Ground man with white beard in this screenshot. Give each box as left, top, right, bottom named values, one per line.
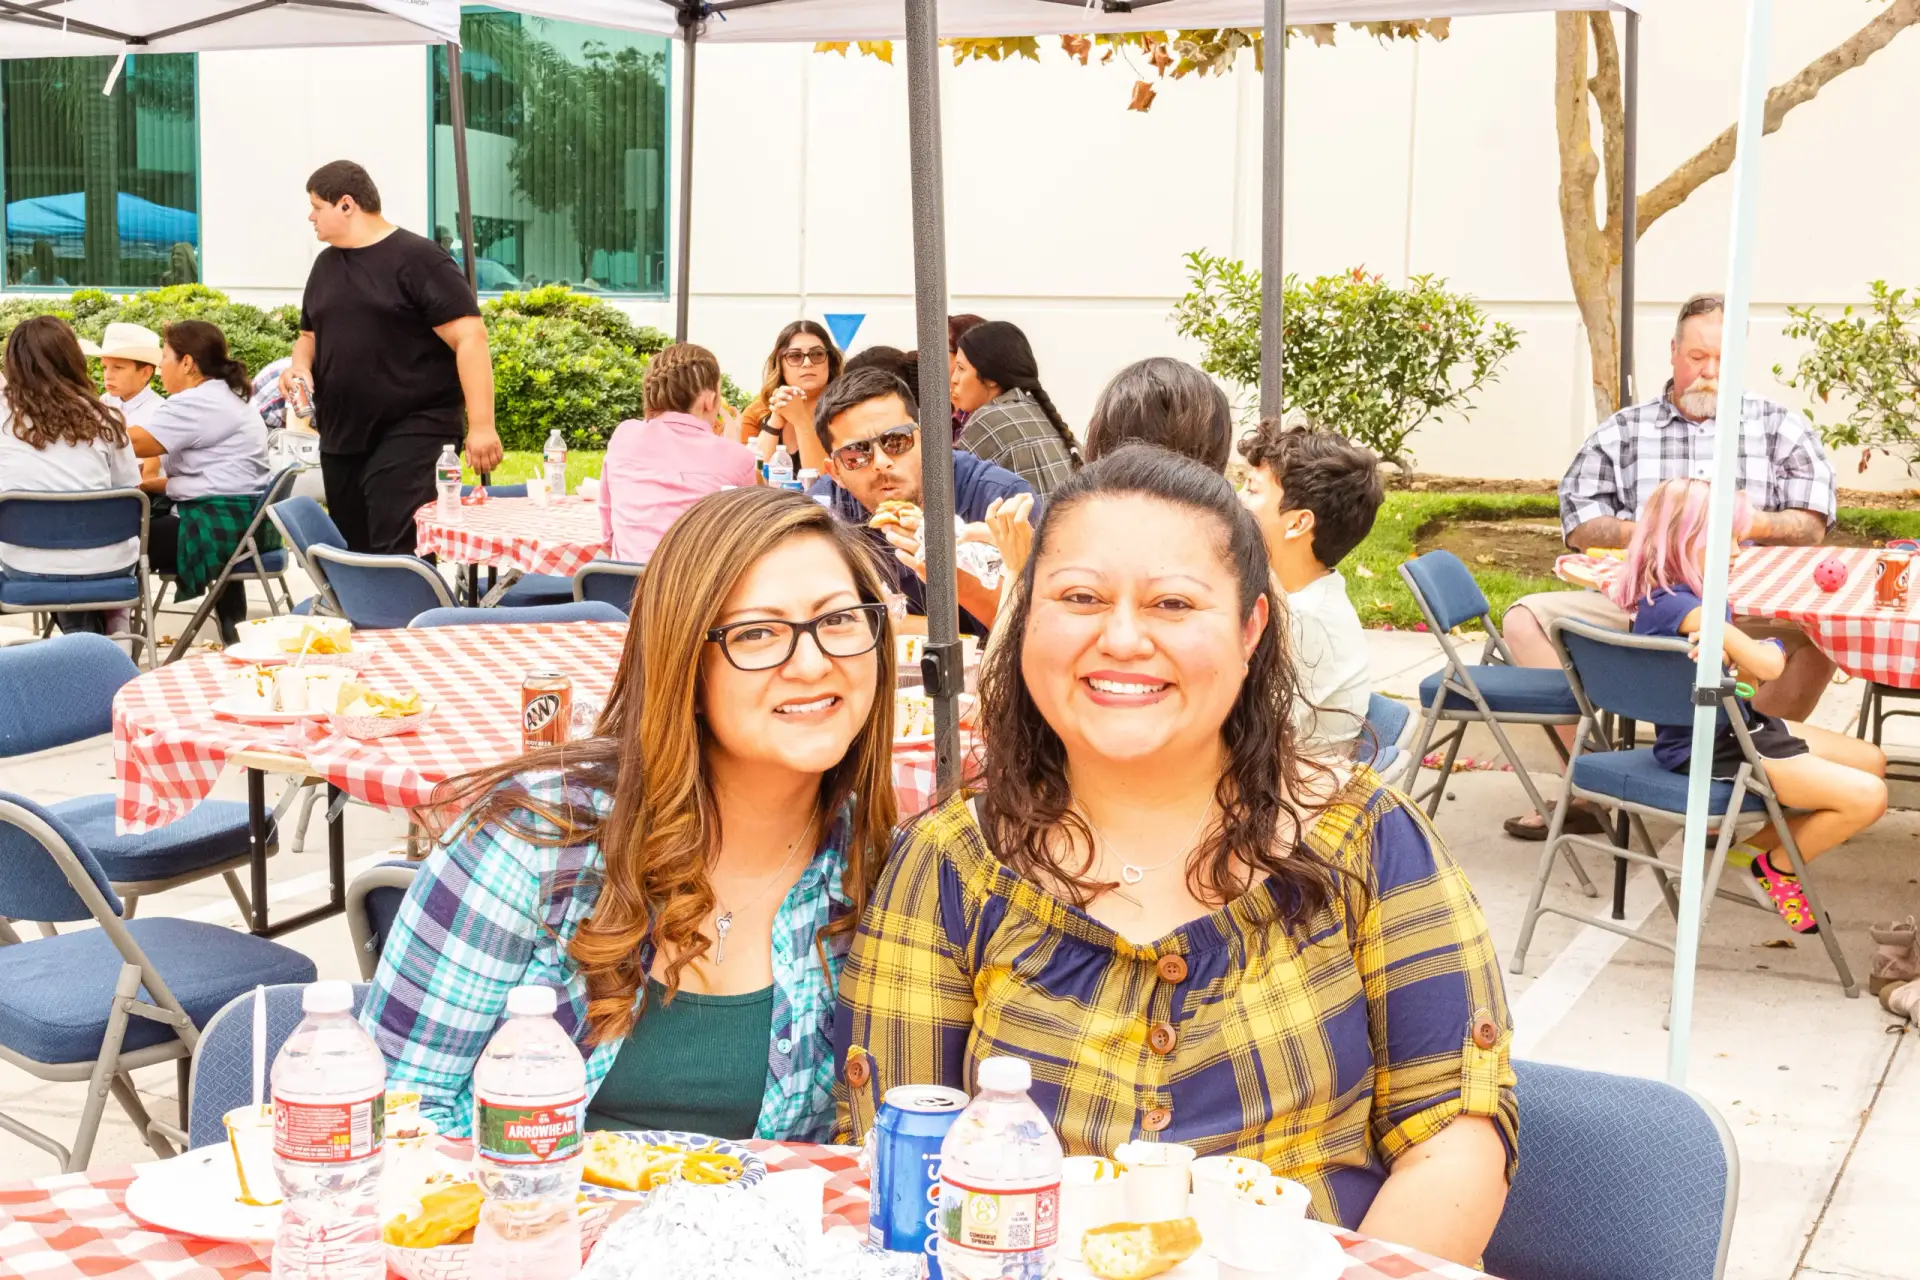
left=1495, top=292, right=1837, bottom=842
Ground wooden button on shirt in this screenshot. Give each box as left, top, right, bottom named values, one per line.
left=1142, top=1107, right=1172, bottom=1132
left=1472, top=1009, right=1500, bottom=1051
left=1148, top=1023, right=1177, bottom=1055
left=1156, top=954, right=1188, bottom=984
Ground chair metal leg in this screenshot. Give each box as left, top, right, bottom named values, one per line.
left=1402, top=699, right=1444, bottom=802
left=1855, top=680, right=1876, bottom=740
left=1482, top=715, right=1597, bottom=896
left=68, top=963, right=143, bottom=1171
left=1763, top=794, right=1859, bottom=997
left=1512, top=767, right=1580, bottom=975
left=121, top=894, right=138, bottom=919
left=110, top=1074, right=171, bottom=1161
left=221, top=870, right=253, bottom=918
left=290, top=784, right=323, bottom=854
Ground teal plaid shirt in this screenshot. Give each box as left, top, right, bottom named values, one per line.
left=359, top=769, right=854, bottom=1142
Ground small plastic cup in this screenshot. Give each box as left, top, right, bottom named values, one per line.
left=1115, top=1141, right=1195, bottom=1223
left=1190, top=1155, right=1268, bottom=1255
left=527, top=475, right=550, bottom=507
left=1058, top=1156, right=1128, bottom=1262
left=223, top=1104, right=281, bottom=1207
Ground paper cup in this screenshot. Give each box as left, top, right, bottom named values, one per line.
left=379, top=1117, right=443, bottom=1223
left=1115, top=1141, right=1195, bottom=1223
left=1190, top=1155, right=1268, bottom=1255
left=302, top=668, right=351, bottom=715
left=223, top=1104, right=281, bottom=1207
left=1059, top=1156, right=1129, bottom=1262
left=1219, top=1176, right=1310, bottom=1271
left=230, top=668, right=276, bottom=712
left=527, top=476, right=550, bottom=506
left=272, top=666, right=310, bottom=712
left=577, top=477, right=601, bottom=502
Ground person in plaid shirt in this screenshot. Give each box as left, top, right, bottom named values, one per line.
left=836, top=449, right=1516, bottom=1266
left=1498, top=293, right=1838, bottom=840
left=951, top=320, right=1081, bottom=498
left=360, top=488, right=900, bottom=1142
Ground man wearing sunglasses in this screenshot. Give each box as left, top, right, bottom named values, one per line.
left=809, top=366, right=1033, bottom=637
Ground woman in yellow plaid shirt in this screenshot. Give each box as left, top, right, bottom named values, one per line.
left=835, top=447, right=1517, bottom=1265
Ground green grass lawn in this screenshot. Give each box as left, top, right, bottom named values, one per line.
left=464, top=450, right=607, bottom=491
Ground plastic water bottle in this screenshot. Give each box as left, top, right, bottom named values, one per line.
left=937, top=1057, right=1063, bottom=1280
left=435, top=444, right=462, bottom=525
left=471, top=986, right=587, bottom=1280
left=768, top=444, right=794, bottom=490
left=271, top=980, right=387, bottom=1280
left=543, top=429, right=568, bottom=498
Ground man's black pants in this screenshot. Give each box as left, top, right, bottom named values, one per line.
left=320, top=434, right=453, bottom=555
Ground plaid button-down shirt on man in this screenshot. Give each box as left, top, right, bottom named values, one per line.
left=1558, top=382, right=1835, bottom=543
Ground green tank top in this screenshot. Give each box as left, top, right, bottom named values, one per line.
left=584, top=978, right=774, bottom=1140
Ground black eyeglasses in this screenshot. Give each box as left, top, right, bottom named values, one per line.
left=831, top=425, right=918, bottom=472
left=706, top=603, right=887, bottom=671
left=781, top=347, right=831, bottom=368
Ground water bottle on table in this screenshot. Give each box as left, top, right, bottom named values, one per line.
left=435, top=444, right=462, bottom=525
left=938, top=1057, right=1063, bottom=1280
left=768, top=444, right=794, bottom=490
left=271, top=980, right=386, bottom=1280
left=471, top=985, right=587, bottom=1280
left=543, top=429, right=568, bottom=498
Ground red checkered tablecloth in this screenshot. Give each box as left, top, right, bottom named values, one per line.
left=1557, top=545, right=1920, bottom=689
left=413, top=495, right=610, bottom=576
left=0, top=1142, right=1487, bottom=1278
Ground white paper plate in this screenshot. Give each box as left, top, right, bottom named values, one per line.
left=125, top=1145, right=283, bottom=1245
left=211, top=697, right=329, bottom=724
left=1057, top=1221, right=1348, bottom=1280
left=222, top=638, right=359, bottom=667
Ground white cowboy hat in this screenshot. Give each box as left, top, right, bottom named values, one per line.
left=78, top=322, right=164, bottom=367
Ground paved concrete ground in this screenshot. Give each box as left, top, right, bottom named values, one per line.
left=1, top=595, right=1913, bottom=1278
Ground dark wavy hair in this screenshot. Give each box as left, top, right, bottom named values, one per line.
left=957, top=320, right=1082, bottom=467
left=975, top=445, right=1341, bottom=920
left=2, top=315, right=128, bottom=451
left=1085, top=357, right=1232, bottom=473
left=164, top=320, right=251, bottom=399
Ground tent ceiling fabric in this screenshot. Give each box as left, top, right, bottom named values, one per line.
left=0, top=0, right=462, bottom=57
left=493, top=0, right=1635, bottom=43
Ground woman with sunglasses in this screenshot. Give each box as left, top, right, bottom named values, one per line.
left=739, top=320, right=844, bottom=476
left=362, top=487, right=898, bottom=1142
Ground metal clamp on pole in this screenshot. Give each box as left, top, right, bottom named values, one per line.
left=920, top=641, right=965, bottom=702
left=1691, top=680, right=1739, bottom=708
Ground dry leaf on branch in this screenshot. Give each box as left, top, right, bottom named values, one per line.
left=1128, top=80, right=1158, bottom=112
left=1061, top=34, right=1092, bottom=65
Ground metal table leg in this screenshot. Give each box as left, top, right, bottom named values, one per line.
left=248, top=769, right=269, bottom=934
left=1612, top=717, right=1636, bottom=920
left=247, top=771, right=351, bottom=939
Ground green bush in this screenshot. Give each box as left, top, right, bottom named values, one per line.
left=1778, top=281, right=1920, bottom=476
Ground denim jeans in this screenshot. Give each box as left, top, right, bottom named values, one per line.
left=0, top=565, right=135, bottom=635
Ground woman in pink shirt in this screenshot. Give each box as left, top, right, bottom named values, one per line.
left=600, top=344, right=761, bottom=563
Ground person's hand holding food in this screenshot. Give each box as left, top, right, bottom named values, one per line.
left=984, top=492, right=1035, bottom=585
left=870, top=500, right=926, bottom=580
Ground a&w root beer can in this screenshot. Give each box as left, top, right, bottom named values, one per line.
left=521, top=671, right=572, bottom=750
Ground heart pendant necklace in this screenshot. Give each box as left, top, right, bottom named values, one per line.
left=713, top=807, right=818, bottom=963
left=1080, top=799, right=1215, bottom=886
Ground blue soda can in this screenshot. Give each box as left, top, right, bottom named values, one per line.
left=870, top=1084, right=968, bottom=1277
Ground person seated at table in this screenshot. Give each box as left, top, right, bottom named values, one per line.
left=0, top=315, right=142, bottom=636
left=1611, top=477, right=1886, bottom=935
left=843, top=344, right=919, bottom=389
left=834, top=447, right=1515, bottom=1265
left=126, top=320, right=273, bottom=646
left=361, top=487, right=900, bottom=1142
left=1497, top=293, right=1838, bottom=842
left=739, top=320, right=843, bottom=474
left=1238, top=422, right=1384, bottom=756
left=808, top=365, right=1033, bottom=640
left=599, top=342, right=760, bottom=564
left=950, top=320, right=1079, bottom=499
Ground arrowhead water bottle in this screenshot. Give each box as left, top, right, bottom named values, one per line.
left=768, top=444, right=794, bottom=490
left=471, top=985, right=587, bottom=1280
left=435, top=444, right=462, bottom=525
left=938, top=1057, right=1063, bottom=1280
left=271, top=980, right=386, bottom=1280
left=543, top=429, right=568, bottom=498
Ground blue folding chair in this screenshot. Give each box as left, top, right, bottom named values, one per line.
left=1354, top=693, right=1411, bottom=776
left=347, top=861, right=419, bottom=980
left=267, top=495, right=347, bottom=618
left=183, top=983, right=368, bottom=1151
left=1486, top=1060, right=1738, bottom=1280
left=0, top=635, right=270, bottom=919
left=159, top=464, right=305, bottom=663
left=410, top=602, right=627, bottom=628
left=306, top=544, right=455, bottom=630
left=0, top=489, right=154, bottom=661
left=1398, top=551, right=1584, bottom=839
left=1513, top=617, right=1857, bottom=995
left=574, top=559, right=646, bottom=614
left=0, top=792, right=316, bottom=1170
left=452, top=484, right=573, bottom=607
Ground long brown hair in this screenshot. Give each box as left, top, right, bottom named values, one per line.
left=975, top=446, right=1341, bottom=921
left=428, top=488, right=899, bottom=1045
left=163, top=320, right=251, bottom=399
left=757, top=319, right=844, bottom=405
left=2, top=315, right=127, bottom=450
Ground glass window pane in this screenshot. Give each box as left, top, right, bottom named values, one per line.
left=431, top=8, right=671, bottom=297
left=2, top=53, right=200, bottom=290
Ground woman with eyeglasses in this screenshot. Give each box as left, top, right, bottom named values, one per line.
left=362, top=487, right=899, bottom=1142
left=739, top=320, right=844, bottom=476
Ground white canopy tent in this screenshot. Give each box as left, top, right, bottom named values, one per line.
left=0, top=0, right=459, bottom=54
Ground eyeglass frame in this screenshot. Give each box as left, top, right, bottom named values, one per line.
left=830, top=424, right=919, bottom=472
left=704, top=602, right=890, bottom=671
left=780, top=346, right=832, bottom=367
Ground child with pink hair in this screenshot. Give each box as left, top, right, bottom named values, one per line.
left=1608, top=477, right=1887, bottom=934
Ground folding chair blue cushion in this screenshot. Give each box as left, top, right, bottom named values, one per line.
left=1355, top=693, right=1410, bottom=772
left=1416, top=666, right=1580, bottom=716
left=46, top=795, right=263, bottom=884
left=0, top=491, right=146, bottom=617
left=411, top=603, right=628, bottom=628
left=0, top=571, right=142, bottom=608
left=1570, top=749, right=1766, bottom=816
left=269, top=496, right=346, bottom=557
left=0, top=634, right=130, bottom=756
left=306, top=546, right=454, bottom=630
left=187, top=983, right=368, bottom=1149
left=495, top=573, right=578, bottom=607
left=575, top=560, right=645, bottom=612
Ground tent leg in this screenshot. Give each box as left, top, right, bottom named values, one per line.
left=1258, top=0, right=1287, bottom=421
left=445, top=42, right=479, bottom=299
left=674, top=9, right=699, bottom=342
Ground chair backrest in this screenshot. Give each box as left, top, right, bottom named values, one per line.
left=410, top=602, right=628, bottom=628
left=0, top=488, right=148, bottom=555
left=347, top=860, right=419, bottom=980
left=186, top=982, right=371, bottom=1149
left=1354, top=693, right=1411, bottom=766
left=306, top=545, right=455, bottom=630
left=268, top=496, right=346, bottom=559
left=1399, top=550, right=1492, bottom=633
left=573, top=559, right=645, bottom=611
left=0, top=633, right=140, bottom=757
left=0, top=792, right=124, bottom=924
left=1552, top=618, right=1700, bottom=726
left=464, top=483, right=528, bottom=499
left=1486, top=1060, right=1737, bottom=1280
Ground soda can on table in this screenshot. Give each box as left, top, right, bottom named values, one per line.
left=870, top=1084, right=968, bottom=1278
left=521, top=671, right=572, bottom=751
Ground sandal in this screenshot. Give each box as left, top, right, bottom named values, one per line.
left=1750, top=852, right=1820, bottom=935
left=1503, top=806, right=1605, bottom=843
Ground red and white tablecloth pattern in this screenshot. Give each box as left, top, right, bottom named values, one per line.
left=1557, top=545, right=1920, bottom=689
left=412, top=495, right=610, bottom=577
left=0, top=1142, right=1488, bottom=1279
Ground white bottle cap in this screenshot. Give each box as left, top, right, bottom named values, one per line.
left=977, top=1056, right=1030, bottom=1094
left=506, top=985, right=558, bottom=1017
left=302, top=979, right=354, bottom=1015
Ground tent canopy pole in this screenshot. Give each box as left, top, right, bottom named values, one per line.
left=445, top=41, right=480, bottom=299
left=903, top=0, right=962, bottom=792
left=1259, top=0, right=1286, bottom=421
left=675, top=4, right=700, bottom=342
left=1619, top=7, right=1639, bottom=408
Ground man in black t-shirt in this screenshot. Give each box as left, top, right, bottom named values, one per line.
left=282, top=161, right=503, bottom=554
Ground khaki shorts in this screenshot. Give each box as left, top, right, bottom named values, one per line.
left=1509, top=590, right=1820, bottom=655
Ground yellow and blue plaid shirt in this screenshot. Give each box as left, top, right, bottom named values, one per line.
left=833, top=769, right=1517, bottom=1228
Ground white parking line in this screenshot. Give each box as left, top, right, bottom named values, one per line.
left=1512, top=866, right=1663, bottom=1057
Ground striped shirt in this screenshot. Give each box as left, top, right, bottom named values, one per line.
left=1559, top=383, right=1835, bottom=543
left=957, top=388, right=1077, bottom=499
left=360, top=769, right=854, bottom=1142
left=833, top=771, right=1517, bottom=1228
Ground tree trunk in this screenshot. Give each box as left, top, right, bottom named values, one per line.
left=82, top=77, right=121, bottom=285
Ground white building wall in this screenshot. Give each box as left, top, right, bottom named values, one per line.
left=23, top=2, right=1920, bottom=489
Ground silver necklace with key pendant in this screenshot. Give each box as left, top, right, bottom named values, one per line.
left=713, top=808, right=818, bottom=963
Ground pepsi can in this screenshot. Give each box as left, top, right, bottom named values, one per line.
left=870, top=1084, right=968, bottom=1277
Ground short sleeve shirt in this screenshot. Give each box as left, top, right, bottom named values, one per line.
left=299, top=227, right=480, bottom=455
left=1630, top=586, right=1761, bottom=769
left=140, top=380, right=271, bottom=501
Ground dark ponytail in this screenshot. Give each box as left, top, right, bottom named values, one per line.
left=162, top=319, right=251, bottom=399
left=958, top=320, right=1082, bottom=466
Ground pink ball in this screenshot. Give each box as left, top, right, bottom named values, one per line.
left=1814, top=557, right=1849, bottom=592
